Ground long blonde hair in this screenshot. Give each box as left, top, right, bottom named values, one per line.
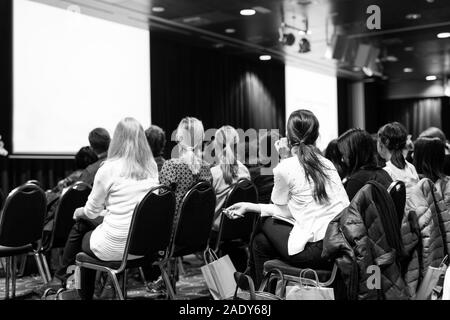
left=215, top=126, right=240, bottom=185
left=176, top=117, right=205, bottom=175
left=108, top=118, right=158, bottom=180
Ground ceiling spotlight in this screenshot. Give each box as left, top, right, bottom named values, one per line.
left=403, top=67, right=414, bottom=73
left=240, top=9, right=256, bottom=16
left=404, top=46, right=414, bottom=52
left=152, top=7, right=165, bottom=13
left=259, top=55, right=272, bottom=61
left=426, top=75, right=437, bottom=81
left=225, top=28, right=236, bottom=34
left=299, top=38, right=311, bottom=53
left=405, top=13, right=421, bottom=20
left=437, top=32, right=450, bottom=39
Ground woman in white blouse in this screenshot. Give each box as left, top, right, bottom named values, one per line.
left=227, top=110, right=349, bottom=287
left=53, top=118, right=159, bottom=299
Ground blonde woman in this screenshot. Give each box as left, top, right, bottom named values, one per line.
left=211, top=126, right=250, bottom=230
left=50, top=118, right=159, bottom=299
left=160, top=117, right=212, bottom=213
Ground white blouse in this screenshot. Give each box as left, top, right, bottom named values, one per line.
left=83, top=160, right=159, bottom=261
left=259, top=155, right=349, bottom=256
left=383, top=160, right=419, bottom=200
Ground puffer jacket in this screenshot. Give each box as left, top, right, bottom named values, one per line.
left=401, top=178, right=446, bottom=297
left=323, top=181, right=409, bottom=300
left=435, top=177, right=450, bottom=255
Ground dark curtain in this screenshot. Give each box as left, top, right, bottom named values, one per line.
left=377, top=98, right=444, bottom=138
left=150, top=34, right=286, bottom=158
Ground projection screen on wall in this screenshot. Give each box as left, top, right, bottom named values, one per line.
left=13, top=0, right=151, bottom=155
left=285, top=65, right=338, bottom=151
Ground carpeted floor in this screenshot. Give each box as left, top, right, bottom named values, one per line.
left=0, top=255, right=212, bottom=300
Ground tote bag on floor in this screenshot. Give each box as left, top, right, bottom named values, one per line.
left=285, top=269, right=335, bottom=300
left=201, top=249, right=237, bottom=300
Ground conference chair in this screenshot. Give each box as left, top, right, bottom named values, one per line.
left=214, top=179, right=258, bottom=256
left=0, top=183, right=47, bottom=299
left=163, top=181, right=216, bottom=299
left=41, top=182, right=92, bottom=280
left=0, top=188, right=4, bottom=209
left=388, top=181, right=406, bottom=226
left=76, top=185, right=176, bottom=300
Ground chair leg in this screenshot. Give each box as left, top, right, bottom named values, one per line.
left=122, top=270, right=128, bottom=300
left=177, top=258, right=186, bottom=277
left=34, top=253, right=49, bottom=284
left=108, top=271, right=125, bottom=301
left=159, top=263, right=176, bottom=300
left=139, top=267, right=147, bottom=287
left=41, top=253, right=52, bottom=282
left=10, top=256, right=17, bottom=299
left=4, top=257, right=10, bottom=300
left=17, top=255, right=27, bottom=278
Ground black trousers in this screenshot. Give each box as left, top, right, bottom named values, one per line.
left=249, top=217, right=332, bottom=288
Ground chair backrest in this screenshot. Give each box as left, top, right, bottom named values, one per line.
left=388, top=180, right=406, bottom=225
left=50, top=182, right=92, bottom=249
left=217, top=179, right=259, bottom=247
left=0, top=188, right=4, bottom=209
left=171, top=181, right=216, bottom=258
left=0, top=183, right=47, bottom=247
left=123, top=185, right=176, bottom=260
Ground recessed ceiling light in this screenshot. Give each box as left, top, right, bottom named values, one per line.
left=152, top=7, right=165, bottom=13
left=259, top=55, right=272, bottom=61
left=405, top=13, right=421, bottom=20
left=404, top=46, right=414, bottom=52
left=437, top=32, right=450, bottom=39
left=404, top=68, right=414, bottom=73
left=240, top=9, right=256, bottom=16
left=426, top=75, right=437, bottom=81
left=225, top=28, right=236, bottom=34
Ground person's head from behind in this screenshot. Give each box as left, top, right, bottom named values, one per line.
left=215, top=126, right=240, bottom=185
left=176, top=117, right=205, bottom=175
left=420, top=127, right=449, bottom=155
left=377, top=122, right=408, bottom=169
left=413, top=137, right=445, bottom=182
left=145, top=125, right=166, bottom=158
left=338, top=129, right=377, bottom=176
left=89, top=128, right=111, bottom=156
left=108, top=118, right=158, bottom=180
left=287, top=109, right=329, bottom=203
left=324, top=139, right=345, bottom=179
left=75, top=146, right=98, bottom=170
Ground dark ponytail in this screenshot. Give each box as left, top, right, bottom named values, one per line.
left=378, top=122, right=407, bottom=170
left=287, top=110, right=330, bottom=204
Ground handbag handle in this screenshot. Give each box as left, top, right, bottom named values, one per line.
left=298, top=269, right=321, bottom=288
left=203, top=248, right=219, bottom=264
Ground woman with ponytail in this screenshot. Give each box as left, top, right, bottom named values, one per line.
left=226, top=110, right=349, bottom=287
left=160, top=117, right=212, bottom=214
left=377, top=122, right=419, bottom=198
left=211, top=126, right=250, bottom=230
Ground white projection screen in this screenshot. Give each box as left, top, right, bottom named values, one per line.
left=13, top=0, right=151, bottom=155
left=286, top=65, right=338, bottom=151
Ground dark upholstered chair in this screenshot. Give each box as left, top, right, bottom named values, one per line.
left=75, top=185, right=176, bottom=300
left=0, top=183, right=47, bottom=299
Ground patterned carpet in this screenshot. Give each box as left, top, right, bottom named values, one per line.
left=0, top=256, right=212, bottom=300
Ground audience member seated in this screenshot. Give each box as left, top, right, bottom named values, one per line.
left=324, top=139, right=346, bottom=181
left=226, top=110, right=350, bottom=287
left=43, top=146, right=99, bottom=246
left=413, top=137, right=446, bottom=183
left=371, top=133, right=386, bottom=168
left=0, top=134, right=8, bottom=157
left=211, top=126, right=250, bottom=230
left=78, top=128, right=111, bottom=186
left=48, top=118, right=159, bottom=297
left=377, top=122, right=419, bottom=199
left=338, top=129, right=393, bottom=200
left=160, top=117, right=213, bottom=215
left=145, top=125, right=167, bottom=172
left=419, top=127, right=450, bottom=176
left=248, top=131, right=280, bottom=204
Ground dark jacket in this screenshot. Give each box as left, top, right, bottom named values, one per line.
left=434, top=177, right=450, bottom=256
left=323, top=181, right=410, bottom=300
left=79, top=153, right=107, bottom=186
left=400, top=178, right=446, bottom=297
left=345, top=166, right=393, bottom=201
